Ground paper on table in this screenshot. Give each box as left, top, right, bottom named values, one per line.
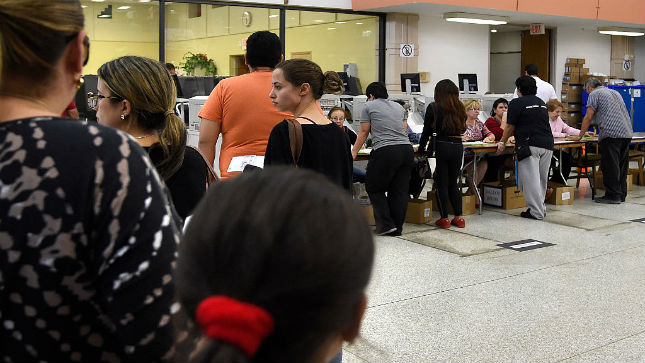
left=227, top=155, right=265, bottom=172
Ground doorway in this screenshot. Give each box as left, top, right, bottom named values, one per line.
left=229, top=55, right=249, bottom=76
left=521, top=29, right=551, bottom=81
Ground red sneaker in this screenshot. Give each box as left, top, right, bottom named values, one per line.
left=435, top=218, right=451, bottom=229
left=451, top=217, right=466, bottom=228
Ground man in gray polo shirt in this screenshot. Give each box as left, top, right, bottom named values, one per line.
left=575, top=78, right=633, bottom=204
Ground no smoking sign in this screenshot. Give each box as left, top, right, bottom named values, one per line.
left=400, top=44, right=415, bottom=58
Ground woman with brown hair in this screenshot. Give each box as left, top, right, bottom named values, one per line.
left=94, top=56, right=208, bottom=219
left=419, top=79, right=467, bottom=228
left=265, top=59, right=353, bottom=192
left=0, top=1, right=180, bottom=361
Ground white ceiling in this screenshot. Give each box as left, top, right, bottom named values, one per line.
left=358, top=3, right=645, bottom=33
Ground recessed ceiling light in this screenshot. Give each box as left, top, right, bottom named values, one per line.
left=597, top=26, right=644, bottom=36
left=490, top=29, right=498, bottom=33
left=444, top=12, right=508, bottom=25
left=117, top=6, right=131, bottom=10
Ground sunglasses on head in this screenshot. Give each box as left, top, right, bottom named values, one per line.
left=65, top=33, right=90, bottom=67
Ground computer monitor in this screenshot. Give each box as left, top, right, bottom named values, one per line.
left=400, top=73, right=421, bottom=94
left=458, top=73, right=478, bottom=92
left=337, top=71, right=362, bottom=96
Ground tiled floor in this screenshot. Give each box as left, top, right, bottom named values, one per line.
left=343, top=178, right=645, bottom=363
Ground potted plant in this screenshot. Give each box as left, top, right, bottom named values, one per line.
left=180, top=52, right=217, bottom=76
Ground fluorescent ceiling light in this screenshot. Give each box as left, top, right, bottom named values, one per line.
left=98, top=14, right=110, bottom=17
left=355, top=22, right=363, bottom=25
left=269, top=14, right=279, bottom=18
left=91, top=0, right=105, bottom=2
left=490, top=29, right=498, bottom=33
left=328, top=27, right=336, bottom=30
left=81, top=5, right=87, bottom=8
left=598, top=27, right=644, bottom=36
left=117, top=6, right=131, bottom=10
left=335, top=21, right=346, bottom=24
left=444, top=12, right=508, bottom=25
left=139, top=0, right=151, bottom=2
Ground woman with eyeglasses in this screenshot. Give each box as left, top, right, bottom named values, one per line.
left=462, top=99, right=494, bottom=203
left=93, top=56, right=209, bottom=220
left=0, top=1, right=180, bottom=361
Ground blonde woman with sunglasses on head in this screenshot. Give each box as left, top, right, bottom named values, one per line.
left=0, top=1, right=181, bottom=361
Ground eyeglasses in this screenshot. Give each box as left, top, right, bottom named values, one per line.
left=87, top=92, right=122, bottom=109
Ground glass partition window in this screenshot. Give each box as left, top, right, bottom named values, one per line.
left=164, top=4, right=380, bottom=89
left=285, top=10, right=379, bottom=93
left=165, top=3, right=279, bottom=77
left=80, top=0, right=159, bottom=75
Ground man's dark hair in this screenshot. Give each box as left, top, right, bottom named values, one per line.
left=515, top=75, right=538, bottom=96
left=246, top=31, right=282, bottom=69
left=165, top=63, right=175, bottom=71
left=365, top=82, right=388, bottom=99
left=524, top=64, right=538, bottom=76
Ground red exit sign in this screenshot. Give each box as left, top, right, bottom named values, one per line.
left=530, top=23, right=545, bottom=35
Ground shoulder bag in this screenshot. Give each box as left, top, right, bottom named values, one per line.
left=187, top=145, right=219, bottom=188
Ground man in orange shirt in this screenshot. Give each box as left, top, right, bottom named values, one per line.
left=198, top=31, right=291, bottom=179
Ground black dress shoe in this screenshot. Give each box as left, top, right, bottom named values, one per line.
left=594, top=196, right=621, bottom=204
left=520, top=209, right=537, bottom=219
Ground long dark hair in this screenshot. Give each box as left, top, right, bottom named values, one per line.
left=434, top=79, right=466, bottom=135
left=98, top=56, right=186, bottom=180
left=176, top=167, right=374, bottom=363
left=490, top=98, right=508, bottom=117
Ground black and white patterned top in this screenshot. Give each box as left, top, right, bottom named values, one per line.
left=586, top=86, right=633, bottom=141
left=0, top=117, right=182, bottom=362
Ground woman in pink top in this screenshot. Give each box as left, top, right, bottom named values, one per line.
left=546, top=99, right=588, bottom=183
left=462, top=100, right=494, bottom=202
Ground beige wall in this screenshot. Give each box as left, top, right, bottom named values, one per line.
left=81, top=1, right=159, bottom=74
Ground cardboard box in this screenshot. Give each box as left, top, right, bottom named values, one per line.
left=565, top=57, right=586, bottom=65
left=427, top=191, right=476, bottom=216
left=561, top=83, right=583, bottom=99
left=593, top=172, right=633, bottom=191
left=482, top=182, right=526, bottom=209
left=563, top=112, right=582, bottom=126
left=564, top=65, right=584, bottom=73
left=405, top=199, right=432, bottom=224
left=561, top=93, right=582, bottom=103
left=629, top=168, right=645, bottom=185
left=358, top=203, right=375, bottom=226
left=546, top=182, right=574, bottom=205
left=562, top=103, right=582, bottom=112
left=563, top=72, right=582, bottom=84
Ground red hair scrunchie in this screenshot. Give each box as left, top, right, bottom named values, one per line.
left=195, top=296, right=274, bottom=357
